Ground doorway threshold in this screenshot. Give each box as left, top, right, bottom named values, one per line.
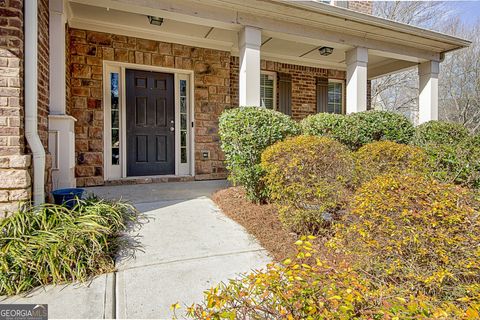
left=104, top=175, right=194, bottom=186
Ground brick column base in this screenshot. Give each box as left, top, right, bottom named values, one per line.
left=0, top=155, right=32, bottom=217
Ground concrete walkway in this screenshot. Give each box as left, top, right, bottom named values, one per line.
left=0, top=180, right=271, bottom=319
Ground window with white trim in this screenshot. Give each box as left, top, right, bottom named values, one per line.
left=327, top=80, right=344, bottom=114
left=260, top=72, right=276, bottom=109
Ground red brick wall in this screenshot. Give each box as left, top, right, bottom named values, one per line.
left=348, top=1, right=372, bottom=15
left=230, top=57, right=346, bottom=120
left=37, top=0, right=49, bottom=149
left=0, top=0, right=24, bottom=155
left=0, top=0, right=31, bottom=213
left=68, top=29, right=230, bottom=186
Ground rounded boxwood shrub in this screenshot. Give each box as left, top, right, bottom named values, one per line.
left=413, top=120, right=470, bottom=146
left=261, top=135, right=354, bottom=234
left=354, top=140, right=430, bottom=185
left=301, top=111, right=414, bottom=150
left=301, top=113, right=348, bottom=141
left=328, top=173, right=480, bottom=300
left=219, top=107, right=300, bottom=202
left=345, top=110, right=415, bottom=150
left=413, top=121, right=479, bottom=189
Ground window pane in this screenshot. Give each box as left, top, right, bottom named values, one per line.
left=181, top=130, right=187, bottom=147
left=111, top=73, right=120, bottom=165
left=260, top=73, right=275, bottom=110
left=112, top=148, right=119, bottom=165
left=181, top=147, right=187, bottom=164
left=112, top=110, right=119, bottom=129
left=327, top=82, right=343, bottom=115
left=180, top=97, right=186, bottom=113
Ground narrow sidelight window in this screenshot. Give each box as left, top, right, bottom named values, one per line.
left=111, top=73, right=120, bottom=165
left=179, top=79, right=188, bottom=164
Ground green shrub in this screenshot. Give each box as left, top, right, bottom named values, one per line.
left=346, top=110, right=415, bottom=150
left=413, top=120, right=470, bottom=146
left=219, top=107, right=300, bottom=202
left=182, top=237, right=479, bottom=319
left=413, top=121, right=480, bottom=189
left=355, top=140, right=430, bottom=185
left=328, top=173, right=480, bottom=300
left=0, top=197, right=139, bottom=295
left=301, top=111, right=414, bottom=150
left=261, top=136, right=354, bottom=234
left=301, top=113, right=348, bottom=140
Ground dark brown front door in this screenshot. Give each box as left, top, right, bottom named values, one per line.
left=126, top=69, right=175, bottom=176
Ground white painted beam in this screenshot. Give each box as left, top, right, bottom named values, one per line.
left=346, top=47, right=368, bottom=113
left=239, top=26, right=261, bottom=106
left=368, top=60, right=417, bottom=80
left=418, top=61, right=439, bottom=124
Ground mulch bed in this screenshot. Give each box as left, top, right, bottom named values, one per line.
left=211, top=187, right=296, bottom=261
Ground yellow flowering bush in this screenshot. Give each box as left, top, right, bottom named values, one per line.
left=354, top=141, right=430, bottom=185
left=328, top=173, right=480, bottom=301
left=261, top=136, right=354, bottom=234
left=181, top=237, right=480, bottom=319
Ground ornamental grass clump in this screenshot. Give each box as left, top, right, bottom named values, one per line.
left=354, top=140, right=430, bottom=185
left=0, top=197, right=139, bottom=296
left=261, top=136, right=354, bottom=234
left=219, top=107, right=300, bottom=203
left=328, top=173, right=480, bottom=301
left=181, top=237, right=480, bottom=319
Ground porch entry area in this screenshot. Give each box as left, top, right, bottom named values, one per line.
left=103, top=62, right=194, bottom=181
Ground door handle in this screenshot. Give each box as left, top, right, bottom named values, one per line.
left=170, top=126, right=175, bottom=132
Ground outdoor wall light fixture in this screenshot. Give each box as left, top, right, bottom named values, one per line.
left=319, top=46, right=334, bottom=56
left=148, top=16, right=164, bottom=26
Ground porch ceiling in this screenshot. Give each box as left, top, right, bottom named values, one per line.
left=67, top=0, right=468, bottom=78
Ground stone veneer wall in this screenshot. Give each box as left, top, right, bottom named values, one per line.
left=347, top=1, right=373, bottom=15
left=68, top=29, right=230, bottom=186
left=230, top=57, right=346, bottom=120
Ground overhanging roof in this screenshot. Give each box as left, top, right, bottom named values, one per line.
left=287, top=1, right=470, bottom=54
left=67, top=0, right=471, bottom=78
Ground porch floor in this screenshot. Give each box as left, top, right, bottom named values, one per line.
left=1, top=180, right=271, bottom=319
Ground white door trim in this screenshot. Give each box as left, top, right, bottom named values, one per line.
left=103, top=61, right=195, bottom=181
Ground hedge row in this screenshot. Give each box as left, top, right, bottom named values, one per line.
left=219, top=108, right=480, bottom=202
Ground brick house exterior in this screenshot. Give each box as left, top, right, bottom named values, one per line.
left=0, top=0, right=467, bottom=213
left=0, top=0, right=51, bottom=214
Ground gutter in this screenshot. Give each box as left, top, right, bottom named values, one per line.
left=25, top=0, right=46, bottom=206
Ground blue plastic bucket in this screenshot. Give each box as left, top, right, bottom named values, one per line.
left=52, top=188, right=85, bottom=209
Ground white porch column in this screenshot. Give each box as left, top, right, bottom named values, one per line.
left=239, top=26, right=261, bottom=106
left=346, top=47, right=368, bottom=113
left=418, top=60, right=439, bottom=124
left=48, top=0, right=76, bottom=189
